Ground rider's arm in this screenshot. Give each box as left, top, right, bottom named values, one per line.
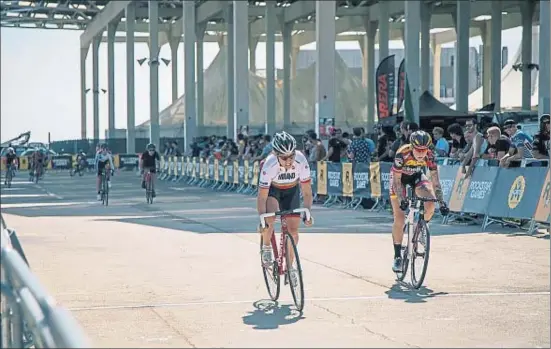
left=93, top=152, right=99, bottom=170
left=427, top=154, right=444, bottom=202
left=256, top=162, right=274, bottom=215
left=298, top=157, right=313, bottom=210
left=391, top=152, right=406, bottom=202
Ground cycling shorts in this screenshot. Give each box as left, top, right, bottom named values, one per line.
left=389, top=171, right=430, bottom=199
left=268, top=185, right=300, bottom=215
left=97, top=161, right=111, bottom=176
left=143, top=167, right=157, bottom=174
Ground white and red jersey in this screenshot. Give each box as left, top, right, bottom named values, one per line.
left=259, top=151, right=311, bottom=190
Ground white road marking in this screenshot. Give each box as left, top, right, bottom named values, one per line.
left=69, top=290, right=550, bottom=312
left=1, top=193, right=56, bottom=198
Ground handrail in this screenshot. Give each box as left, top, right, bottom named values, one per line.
left=1, top=223, right=90, bottom=348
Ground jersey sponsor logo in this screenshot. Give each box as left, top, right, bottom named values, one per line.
left=259, top=181, right=270, bottom=187
left=277, top=172, right=296, bottom=181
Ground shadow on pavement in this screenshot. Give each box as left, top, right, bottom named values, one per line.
left=242, top=300, right=304, bottom=330
left=385, top=283, right=448, bottom=303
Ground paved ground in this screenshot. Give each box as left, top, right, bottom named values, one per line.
left=1, top=170, right=549, bottom=348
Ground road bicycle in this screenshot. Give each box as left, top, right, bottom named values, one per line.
left=144, top=169, right=155, bottom=204
left=259, top=208, right=312, bottom=312
left=100, top=169, right=109, bottom=206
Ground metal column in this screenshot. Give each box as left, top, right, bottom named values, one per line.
left=126, top=3, right=136, bottom=154
left=183, top=1, right=196, bottom=152
left=225, top=5, right=235, bottom=139
left=169, top=37, right=179, bottom=103
left=454, top=0, right=470, bottom=113
left=378, top=1, right=389, bottom=60
left=281, top=22, right=293, bottom=130
left=265, top=1, right=276, bottom=135
left=539, top=0, right=551, bottom=116
left=420, top=3, right=431, bottom=93
left=490, top=2, right=502, bottom=111
left=233, top=1, right=249, bottom=136
left=92, top=36, right=100, bottom=141
left=107, top=21, right=117, bottom=140
left=196, top=23, right=207, bottom=136
left=80, top=46, right=88, bottom=139
left=480, top=21, right=491, bottom=105
left=521, top=1, right=534, bottom=110
left=149, top=0, right=160, bottom=147
left=315, top=0, right=336, bottom=133
left=363, top=19, right=377, bottom=129
left=405, top=1, right=421, bottom=123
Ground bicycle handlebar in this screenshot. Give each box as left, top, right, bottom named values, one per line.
left=407, top=196, right=441, bottom=203
left=259, top=208, right=312, bottom=229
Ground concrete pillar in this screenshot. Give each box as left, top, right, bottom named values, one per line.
left=291, top=45, right=300, bottom=79
left=92, top=35, right=100, bottom=141
left=149, top=0, right=160, bottom=147
left=169, top=37, right=179, bottom=103
left=358, top=36, right=367, bottom=86
left=521, top=0, right=535, bottom=110
left=362, top=19, right=377, bottom=128
left=420, top=3, right=431, bottom=93
left=126, top=3, right=136, bottom=153
left=315, top=0, right=336, bottom=133
left=183, top=1, right=196, bottom=152
left=431, top=38, right=442, bottom=99
left=265, top=1, right=277, bottom=135
left=539, top=0, right=551, bottom=116
left=378, top=1, right=389, bottom=60
left=280, top=19, right=293, bottom=130
left=490, top=2, right=502, bottom=110
left=233, top=0, right=249, bottom=136
left=107, top=21, right=117, bottom=140
left=454, top=0, right=470, bottom=113
left=225, top=5, right=235, bottom=139
left=196, top=23, right=207, bottom=136
left=480, top=21, right=491, bottom=106
left=405, top=1, right=421, bottom=123
left=248, top=28, right=259, bottom=73
left=80, top=46, right=89, bottom=139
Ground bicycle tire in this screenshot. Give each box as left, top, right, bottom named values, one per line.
left=103, top=175, right=109, bottom=206
left=6, top=169, right=12, bottom=188
left=285, top=233, right=304, bottom=312
left=146, top=177, right=153, bottom=204
left=395, top=223, right=409, bottom=281
left=411, top=219, right=430, bottom=289
left=260, top=235, right=280, bottom=301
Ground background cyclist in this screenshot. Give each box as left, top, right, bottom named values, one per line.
left=94, top=143, right=113, bottom=200
left=139, top=143, right=160, bottom=198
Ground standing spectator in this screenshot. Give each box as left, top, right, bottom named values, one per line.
left=171, top=141, right=182, bottom=157
left=253, top=134, right=272, bottom=161
left=376, top=126, right=395, bottom=162
left=432, top=127, right=450, bottom=157
left=482, top=126, right=511, bottom=161
left=323, top=128, right=346, bottom=162
left=532, top=114, right=550, bottom=159
left=390, top=122, right=419, bottom=158
left=501, top=119, right=534, bottom=166
left=306, top=131, right=326, bottom=162
left=348, top=127, right=374, bottom=163
left=340, top=132, right=352, bottom=162
left=447, top=123, right=466, bottom=159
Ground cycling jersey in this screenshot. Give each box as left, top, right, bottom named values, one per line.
left=391, top=144, right=437, bottom=176
left=94, top=151, right=113, bottom=175
left=6, top=153, right=16, bottom=165
left=259, top=151, right=311, bottom=190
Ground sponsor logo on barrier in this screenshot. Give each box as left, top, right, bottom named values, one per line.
left=381, top=172, right=391, bottom=191
left=468, top=181, right=493, bottom=200
left=440, top=179, right=455, bottom=198
left=354, top=172, right=369, bottom=189
left=52, top=158, right=69, bottom=168
left=328, top=171, right=341, bottom=188
left=507, top=176, right=526, bottom=209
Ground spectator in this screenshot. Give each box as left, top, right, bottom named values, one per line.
left=171, top=141, right=183, bottom=157
left=306, top=131, right=326, bottom=162
left=390, top=121, right=419, bottom=159
left=253, top=134, right=272, bottom=161
left=501, top=119, right=534, bottom=166
left=532, top=114, right=550, bottom=159
left=482, top=126, right=511, bottom=162
left=340, top=132, right=352, bottom=162
left=447, top=123, right=466, bottom=159
left=376, top=126, right=395, bottom=162
left=460, top=118, right=487, bottom=176
left=432, top=126, right=449, bottom=157
left=323, top=128, right=346, bottom=162
left=348, top=127, right=374, bottom=163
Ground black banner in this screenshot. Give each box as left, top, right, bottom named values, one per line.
left=208, top=158, right=215, bottom=179
left=238, top=161, right=245, bottom=184
left=396, top=58, right=406, bottom=114
left=119, top=154, right=139, bottom=169
left=461, top=166, right=498, bottom=215
left=380, top=162, right=392, bottom=199
left=375, top=55, right=396, bottom=120
left=309, top=162, right=318, bottom=195
left=487, top=167, right=547, bottom=219
left=227, top=161, right=234, bottom=183
left=326, top=162, right=342, bottom=196
left=51, top=155, right=72, bottom=169
left=352, top=162, right=370, bottom=198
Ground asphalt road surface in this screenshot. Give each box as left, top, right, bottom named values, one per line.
left=1, top=170, right=549, bottom=348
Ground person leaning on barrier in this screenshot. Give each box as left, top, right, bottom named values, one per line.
left=482, top=126, right=511, bottom=162
left=532, top=114, right=550, bottom=159
left=432, top=127, right=450, bottom=157
left=447, top=123, right=467, bottom=159
left=460, top=118, right=487, bottom=177
left=500, top=119, right=534, bottom=167
left=389, top=130, right=449, bottom=273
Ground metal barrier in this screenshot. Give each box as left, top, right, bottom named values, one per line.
left=0, top=215, right=89, bottom=348
left=157, top=156, right=549, bottom=235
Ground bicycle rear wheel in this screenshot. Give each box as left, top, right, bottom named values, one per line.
left=146, top=176, right=153, bottom=204
left=285, top=232, right=304, bottom=312
left=411, top=219, right=430, bottom=289
left=260, top=235, right=280, bottom=301
left=6, top=169, right=12, bottom=188
left=395, top=224, right=410, bottom=282
left=102, top=175, right=109, bottom=206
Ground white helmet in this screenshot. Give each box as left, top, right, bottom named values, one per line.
left=272, top=131, right=297, bottom=156
left=7, top=147, right=14, bottom=153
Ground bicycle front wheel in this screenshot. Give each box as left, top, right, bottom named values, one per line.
left=103, top=176, right=109, bottom=206
left=260, top=235, right=280, bottom=301
left=395, top=224, right=410, bottom=282
left=411, top=219, right=430, bottom=289
left=285, top=233, right=304, bottom=312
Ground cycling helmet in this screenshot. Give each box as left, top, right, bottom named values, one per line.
left=410, top=130, right=432, bottom=150
left=7, top=147, right=14, bottom=153
left=99, top=143, right=108, bottom=150
left=272, top=131, right=297, bottom=156
left=146, top=143, right=156, bottom=151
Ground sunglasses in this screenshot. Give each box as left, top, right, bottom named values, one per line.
left=278, top=153, right=295, bottom=161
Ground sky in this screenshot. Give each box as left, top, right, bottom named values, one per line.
left=0, top=25, right=524, bottom=144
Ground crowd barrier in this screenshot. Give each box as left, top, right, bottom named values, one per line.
left=156, top=156, right=549, bottom=235
left=0, top=153, right=141, bottom=172
left=0, top=215, right=89, bottom=348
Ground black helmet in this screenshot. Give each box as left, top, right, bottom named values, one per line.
left=99, top=143, right=107, bottom=150
left=410, top=130, right=432, bottom=150
left=146, top=143, right=156, bottom=151
left=272, top=131, right=297, bottom=155
left=541, top=114, right=550, bottom=123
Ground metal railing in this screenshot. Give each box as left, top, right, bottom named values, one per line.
left=0, top=215, right=90, bottom=348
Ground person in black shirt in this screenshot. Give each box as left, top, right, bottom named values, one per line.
left=140, top=143, right=161, bottom=196
left=324, top=128, right=346, bottom=162
left=447, top=123, right=467, bottom=159
left=532, top=114, right=550, bottom=159
left=482, top=126, right=511, bottom=161
left=390, top=122, right=419, bottom=159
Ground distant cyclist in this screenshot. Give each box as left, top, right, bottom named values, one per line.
left=94, top=143, right=113, bottom=200
left=31, top=148, right=45, bottom=179
left=139, top=143, right=160, bottom=198
left=4, top=147, right=17, bottom=184
left=389, top=131, right=449, bottom=272
left=257, top=131, right=314, bottom=277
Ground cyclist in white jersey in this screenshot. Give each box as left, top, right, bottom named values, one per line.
left=257, top=131, right=314, bottom=267
left=94, top=143, right=113, bottom=200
